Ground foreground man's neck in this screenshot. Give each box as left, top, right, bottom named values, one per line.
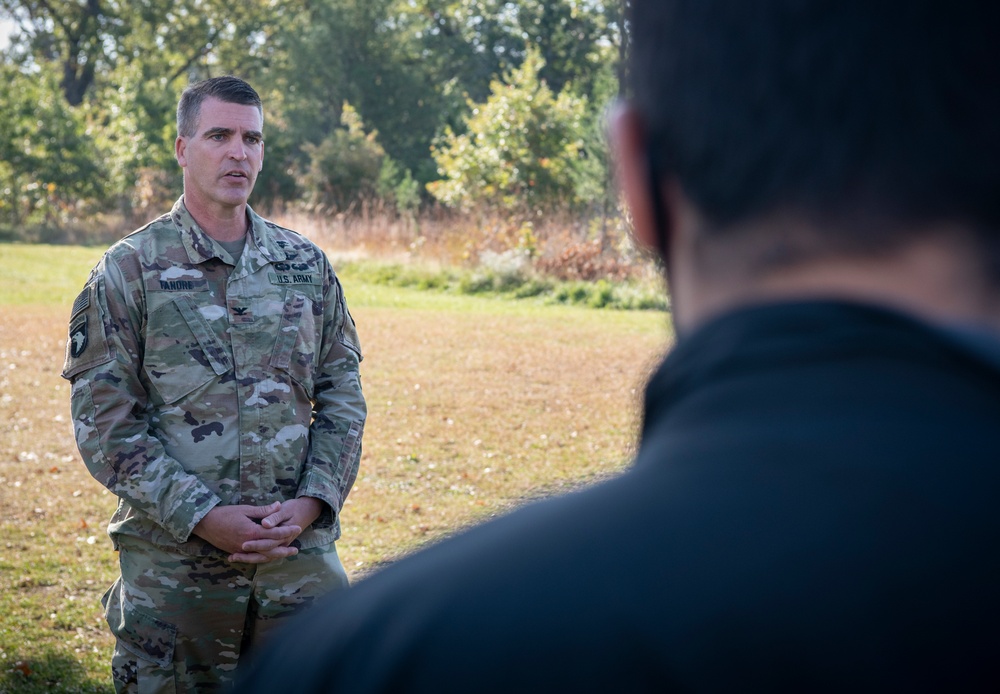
left=675, top=229, right=1000, bottom=337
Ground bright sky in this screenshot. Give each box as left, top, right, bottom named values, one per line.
left=0, top=17, right=15, bottom=50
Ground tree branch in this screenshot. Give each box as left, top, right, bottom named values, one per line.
left=167, top=26, right=221, bottom=84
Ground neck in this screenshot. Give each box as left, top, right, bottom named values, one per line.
left=182, top=194, right=249, bottom=241
left=674, top=228, right=1000, bottom=336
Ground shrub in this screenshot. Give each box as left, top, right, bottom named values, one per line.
left=302, top=103, right=386, bottom=213
left=428, top=47, right=597, bottom=214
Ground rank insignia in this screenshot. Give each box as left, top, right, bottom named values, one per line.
left=228, top=299, right=255, bottom=324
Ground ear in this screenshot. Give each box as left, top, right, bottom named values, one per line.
left=175, top=135, right=187, bottom=168
left=609, top=104, right=663, bottom=254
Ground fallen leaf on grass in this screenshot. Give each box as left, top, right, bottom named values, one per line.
left=13, top=661, right=32, bottom=676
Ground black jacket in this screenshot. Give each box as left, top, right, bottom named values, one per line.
left=239, top=301, right=1000, bottom=692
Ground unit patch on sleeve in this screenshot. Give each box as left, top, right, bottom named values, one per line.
left=69, top=317, right=89, bottom=359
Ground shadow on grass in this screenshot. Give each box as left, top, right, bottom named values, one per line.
left=1, top=650, right=110, bottom=694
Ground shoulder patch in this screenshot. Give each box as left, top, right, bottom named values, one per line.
left=61, top=278, right=114, bottom=381
left=69, top=317, right=89, bottom=358
left=71, top=287, right=91, bottom=318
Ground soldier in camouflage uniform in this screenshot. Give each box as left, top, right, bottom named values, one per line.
left=61, top=76, right=366, bottom=692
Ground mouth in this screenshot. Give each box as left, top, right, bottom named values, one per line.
left=223, top=171, right=250, bottom=180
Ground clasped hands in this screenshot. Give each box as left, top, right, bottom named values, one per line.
left=193, top=497, right=324, bottom=564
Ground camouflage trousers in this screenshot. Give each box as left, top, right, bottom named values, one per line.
left=102, top=536, right=350, bottom=694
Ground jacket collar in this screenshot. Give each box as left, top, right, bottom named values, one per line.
left=169, top=197, right=284, bottom=274
left=642, top=299, right=1000, bottom=443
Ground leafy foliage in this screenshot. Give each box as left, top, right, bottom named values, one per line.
left=0, top=0, right=629, bottom=235
left=428, top=48, right=596, bottom=213
left=302, top=104, right=387, bottom=213
left=0, top=63, right=103, bottom=228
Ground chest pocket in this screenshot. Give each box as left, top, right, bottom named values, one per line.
left=143, top=294, right=232, bottom=405
left=269, top=289, right=319, bottom=395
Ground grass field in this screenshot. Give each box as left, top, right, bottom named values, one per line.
left=0, top=243, right=670, bottom=693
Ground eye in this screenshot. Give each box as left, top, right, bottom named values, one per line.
left=246, top=135, right=261, bottom=145
left=210, top=133, right=225, bottom=141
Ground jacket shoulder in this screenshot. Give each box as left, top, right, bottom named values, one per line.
left=258, top=219, right=330, bottom=267
left=99, top=213, right=174, bottom=282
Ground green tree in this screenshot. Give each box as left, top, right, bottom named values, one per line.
left=301, top=103, right=387, bottom=213
left=397, top=0, right=623, bottom=103
left=0, top=62, right=103, bottom=228
left=0, top=0, right=627, bottom=222
left=0, top=0, right=288, bottom=218
left=255, top=0, right=452, bottom=190
left=0, top=0, right=279, bottom=105
left=428, top=47, right=596, bottom=213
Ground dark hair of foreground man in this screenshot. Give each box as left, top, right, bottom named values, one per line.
left=237, top=1, right=1000, bottom=691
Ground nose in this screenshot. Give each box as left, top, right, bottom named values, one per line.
left=227, top=139, right=248, bottom=161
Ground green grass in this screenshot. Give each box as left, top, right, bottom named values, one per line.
left=0, top=244, right=669, bottom=313
left=0, top=244, right=106, bottom=307
left=335, top=259, right=669, bottom=312
left=0, top=242, right=670, bottom=692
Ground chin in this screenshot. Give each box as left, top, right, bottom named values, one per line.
left=215, top=191, right=253, bottom=207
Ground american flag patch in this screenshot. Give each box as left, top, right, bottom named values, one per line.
left=71, top=287, right=90, bottom=318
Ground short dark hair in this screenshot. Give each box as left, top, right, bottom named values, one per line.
left=629, top=1, right=1000, bottom=255
left=177, top=76, right=263, bottom=138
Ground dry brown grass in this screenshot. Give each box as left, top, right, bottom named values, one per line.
left=0, top=304, right=119, bottom=691
left=0, top=302, right=666, bottom=575
left=0, top=246, right=668, bottom=689
left=268, top=205, right=654, bottom=283
left=340, top=304, right=667, bottom=573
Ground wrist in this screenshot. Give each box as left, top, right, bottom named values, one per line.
left=295, top=496, right=325, bottom=526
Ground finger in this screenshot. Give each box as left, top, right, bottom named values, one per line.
left=243, top=501, right=282, bottom=520
left=241, top=536, right=293, bottom=552
left=260, top=507, right=292, bottom=529
left=243, top=525, right=301, bottom=550
left=259, top=524, right=301, bottom=541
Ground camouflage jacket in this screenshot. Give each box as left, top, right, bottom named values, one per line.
left=62, top=198, right=366, bottom=556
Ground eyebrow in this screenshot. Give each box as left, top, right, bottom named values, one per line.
left=203, top=126, right=264, bottom=141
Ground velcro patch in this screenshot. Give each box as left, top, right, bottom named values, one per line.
left=147, top=278, right=210, bottom=292
left=268, top=272, right=322, bottom=286
left=71, top=287, right=90, bottom=318
left=228, top=299, right=255, bottom=324
left=69, top=317, right=89, bottom=359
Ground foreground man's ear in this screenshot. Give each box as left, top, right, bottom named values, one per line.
left=609, top=103, right=665, bottom=257
left=611, top=103, right=700, bottom=336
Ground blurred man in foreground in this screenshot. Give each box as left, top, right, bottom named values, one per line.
left=239, top=1, right=1000, bottom=690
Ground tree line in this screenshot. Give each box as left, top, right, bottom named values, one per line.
left=0, top=0, right=629, bottom=239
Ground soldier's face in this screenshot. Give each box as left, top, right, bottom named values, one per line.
left=176, top=96, right=264, bottom=213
